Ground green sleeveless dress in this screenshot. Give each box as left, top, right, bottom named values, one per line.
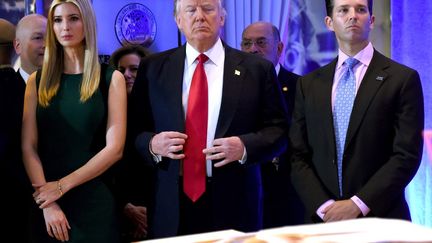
left=32, top=67, right=119, bottom=243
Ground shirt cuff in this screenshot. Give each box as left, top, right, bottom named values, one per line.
left=149, top=136, right=162, bottom=163
left=316, top=199, right=335, bottom=220
left=238, top=147, right=247, bottom=164
left=351, top=195, right=370, bottom=216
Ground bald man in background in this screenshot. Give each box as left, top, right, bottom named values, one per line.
left=14, top=14, right=47, bottom=83
left=0, top=18, right=30, bottom=242
left=242, top=21, right=305, bottom=227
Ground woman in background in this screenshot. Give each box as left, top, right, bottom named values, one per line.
left=22, top=0, right=126, bottom=242
left=110, top=44, right=151, bottom=242
left=110, top=44, right=149, bottom=94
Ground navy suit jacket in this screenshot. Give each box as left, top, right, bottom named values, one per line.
left=289, top=50, right=424, bottom=222
left=0, top=67, right=31, bottom=241
left=278, top=66, right=299, bottom=124
left=0, top=68, right=26, bottom=184
left=261, top=66, right=304, bottom=228
left=129, top=44, right=288, bottom=238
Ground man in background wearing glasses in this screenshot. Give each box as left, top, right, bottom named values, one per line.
left=241, top=21, right=304, bottom=228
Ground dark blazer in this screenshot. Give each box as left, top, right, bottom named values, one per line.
left=0, top=68, right=26, bottom=186
left=278, top=66, right=300, bottom=124
left=0, top=67, right=30, bottom=242
left=289, top=50, right=424, bottom=222
left=16, top=68, right=27, bottom=85
left=261, top=66, right=304, bottom=228
left=129, top=44, right=288, bottom=238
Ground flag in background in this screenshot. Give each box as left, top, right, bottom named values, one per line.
left=281, top=0, right=336, bottom=75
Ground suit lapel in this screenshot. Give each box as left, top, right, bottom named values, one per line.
left=316, top=59, right=338, bottom=152
left=165, top=46, right=187, bottom=131
left=215, top=46, right=244, bottom=138
left=345, top=51, right=389, bottom=149
left=16, top=69, right=27, bottom=88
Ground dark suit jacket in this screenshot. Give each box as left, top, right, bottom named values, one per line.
left=289, top=50, right=424, bottom=222
left=129, top=44, right=288, bottom=238
left=16, top=68, right=27, bottom=84
left=278, top=66, right=300, bottom=124
left=261, top=66, right=304, bottom=228
left=0, top=68, right=26, bottom=186
left=0, top=67, right=31, bottom=242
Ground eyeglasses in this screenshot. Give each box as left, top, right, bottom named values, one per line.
left=241, top=38, right=269, bottom=49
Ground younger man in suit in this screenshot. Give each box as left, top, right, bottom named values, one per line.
left=241, top=21, right=304, bottom=227
left=289, top=0, right=423, bottom=223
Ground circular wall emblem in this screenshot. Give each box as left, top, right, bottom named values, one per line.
left=115, top=3, right=157, bottom=46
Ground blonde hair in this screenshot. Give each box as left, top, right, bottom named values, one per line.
left=38, top=0, right=100, bottom=107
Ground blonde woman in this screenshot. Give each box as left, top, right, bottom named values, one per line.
left=22, top=0, right=126, bottom=242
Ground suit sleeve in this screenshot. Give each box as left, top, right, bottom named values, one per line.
left=128, top=58, right=157, bottom=165
left=289, top=76, right=332, bottom=220
left=238, top=61, right=289, bottom=164
left=356, top=69, right=424, bottom=216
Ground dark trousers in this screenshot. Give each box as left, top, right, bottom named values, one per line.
left=261, top=162, right=305, bottom=228
left=178, top=178, right=213, bottom=235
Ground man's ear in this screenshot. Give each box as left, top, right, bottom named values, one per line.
left=14, top=38, right=21, bottom=54
left=175, top=15, right=182, bottom=31
left=277, top=41, right=284, bottom=58
left=369, top=15, right=375, bottom=30
left=219, top=13, right=225, bottom=27
left=325, top=16, right=334, bottom=31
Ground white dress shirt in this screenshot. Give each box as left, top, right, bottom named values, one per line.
left=182, top=38, right=225, bottom=177
left=275, top=63, right=281, bottom=75
left=19, top=68, right=30, bottom=84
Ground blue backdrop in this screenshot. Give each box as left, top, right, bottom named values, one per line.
left=392, top=0, right=432, bottom=227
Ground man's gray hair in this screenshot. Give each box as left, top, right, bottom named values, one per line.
left=174, top=0, right=226, bottom=17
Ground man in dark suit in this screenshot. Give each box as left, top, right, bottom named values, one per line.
left=290, top=0, right=424, bottom=223
left=0, top=18, right=30, bottom=242
left=14, top=14, right=47, bottom=84
left=129, top=0, right=287, bottom=238
left=241, top=21, right=304, bottom=228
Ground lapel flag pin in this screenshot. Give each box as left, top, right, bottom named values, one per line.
left=235, top=70, right=240, bottom=76
left=376, top=76, right=384, bottom=81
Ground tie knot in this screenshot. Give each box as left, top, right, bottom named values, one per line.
left=345, top=57, right=359, bottom=69
left=198, top=53, right=209, bottom=64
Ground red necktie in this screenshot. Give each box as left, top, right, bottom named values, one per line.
left=183, top=53, right=209, bottom=202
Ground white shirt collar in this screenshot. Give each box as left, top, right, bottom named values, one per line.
left=19, top=68, right=30, bottom=84
left=275, top=63, right=281, bottom=75
left=186, top=38, right=225, bottom=67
